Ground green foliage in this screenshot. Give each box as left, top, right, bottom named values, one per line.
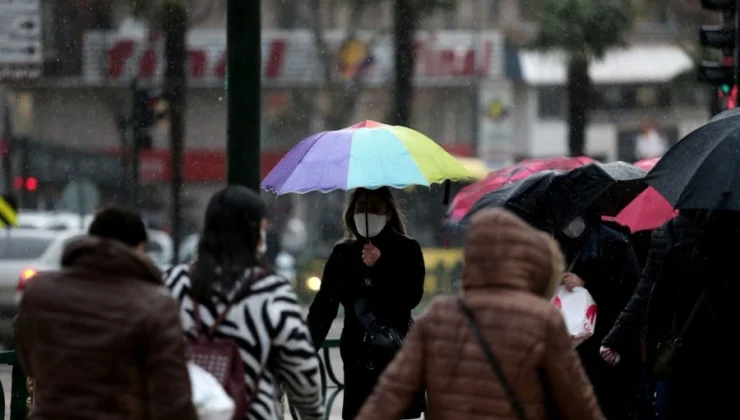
left=531, top=0, right=633, bottom=61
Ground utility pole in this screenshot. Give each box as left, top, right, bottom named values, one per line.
left=2, top=95, right=13, bottom=194
left=162, top=2, right=187, bottom=263
left=389, top=0, right=415, bottom=126
left=227, top=0, right=261, bottom=191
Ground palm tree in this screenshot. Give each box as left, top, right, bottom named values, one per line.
left=531, top=0, right=632, bottom=156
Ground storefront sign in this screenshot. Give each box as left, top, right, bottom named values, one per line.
left=83, top=29, right=504, bottom=87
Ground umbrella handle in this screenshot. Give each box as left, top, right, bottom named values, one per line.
left=365, top=190, right=371, bottom=245
left=443, top=180, right=451, bottom=205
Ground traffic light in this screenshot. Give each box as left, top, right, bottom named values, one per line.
left=699, top=0, right=739, bottom=110
left=719, top=84, right=739, bottom=108
left=132, top=86, right=162, bottom=149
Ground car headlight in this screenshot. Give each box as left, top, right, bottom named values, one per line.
left=306, top=276, right=322, bottom=291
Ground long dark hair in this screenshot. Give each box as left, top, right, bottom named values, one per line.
left=342, top=187, right=406, bottom=240
left=192, top=186, right=268, bottom=304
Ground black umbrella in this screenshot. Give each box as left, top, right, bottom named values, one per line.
left=549, top=161, right=647, bottom=222
left=462, top=162, right=647, bottom=231
left=460, top=170, right=562, bottom=231
left=647, top=112, right=740, bottom=211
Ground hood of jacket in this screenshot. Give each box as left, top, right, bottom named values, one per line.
left=463, top=208, right=562, bottom=297
left=61, top=236, right=162, bottom=284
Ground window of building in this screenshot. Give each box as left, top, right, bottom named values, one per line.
left=537, top=86, right=565, bottom=119
left=487, top=0, right=500, bottom=23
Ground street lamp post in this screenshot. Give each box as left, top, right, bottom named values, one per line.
left=226, top=0, right=261, bottom=191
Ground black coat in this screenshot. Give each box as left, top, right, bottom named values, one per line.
left=559, top=223, right=641, bottom=419
left=307, top=227, right=426, bottom=420
left=644, top=214, right=740, bottom=419
left=602, top=226, right=670, bottom=353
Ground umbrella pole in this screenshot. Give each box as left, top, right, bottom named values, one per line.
left=443, top=180, right=451, bottom=205
left=365, top=190, right=370, bottom=244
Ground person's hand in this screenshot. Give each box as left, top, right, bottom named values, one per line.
left=600, top=346, right=621, bottom=366
left=362, top=243, right=381, bottom=267
left=563, top=272, right=584, bottom=291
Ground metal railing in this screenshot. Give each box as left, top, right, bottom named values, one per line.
left=289, top=338, right=343, bottom=420
left=0, top=351, right=28, bottom=420
left=0, top=340, right=342, bottom=420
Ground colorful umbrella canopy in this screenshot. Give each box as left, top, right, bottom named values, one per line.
left=610, top=158, right=676, bottom=232
left=446, top=156, right=595, bottom=224
left=454, top=156, right=490, bottom=180
left=261, top=120, right=472, bottom=194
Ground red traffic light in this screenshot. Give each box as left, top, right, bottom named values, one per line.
left=25, top=177, right=38, bottom=191
left=13, top=176, right=38, bottom=191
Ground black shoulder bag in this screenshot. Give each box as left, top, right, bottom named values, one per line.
left=459, top=297, right=530, bottom=420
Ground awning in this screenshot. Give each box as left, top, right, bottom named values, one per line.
left=519, top=44, right=693, bottom=85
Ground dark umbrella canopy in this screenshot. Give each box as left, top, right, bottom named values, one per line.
left=460, top=170, right=562, bottom=231
left=646, top=113, right=740, bottom=211
left=461, top=162, right=647, bottom=232
left=552, top=161, right=647, bottom=220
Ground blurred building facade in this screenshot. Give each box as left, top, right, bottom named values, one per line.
left=0, top=0, right=712, bottom=220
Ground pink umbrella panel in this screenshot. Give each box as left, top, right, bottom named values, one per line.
left=608, top=158, right=677, bottom=233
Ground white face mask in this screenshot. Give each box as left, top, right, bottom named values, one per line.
left=563, top=217, right=586, bottom=238
left=257, top=229, right=267, bottom=256
left=354, top=213, right=387, bottom=238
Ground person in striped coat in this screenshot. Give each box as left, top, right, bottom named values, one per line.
left=165, top=186, right=323, bottom=420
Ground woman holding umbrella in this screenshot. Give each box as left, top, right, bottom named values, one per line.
left=261, top=120, right=473, bottom=419
left=307, top=187, right=426, bottom=419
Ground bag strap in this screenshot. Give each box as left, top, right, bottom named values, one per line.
left=458, top=297, right=529, bottom=420
left=668, top=224, right=711, bottom=341
left=674, top=289, right=710, bottom=344
left=191, top=268, right=266, bottom=338
left=192, top=300, right=235, bottom=338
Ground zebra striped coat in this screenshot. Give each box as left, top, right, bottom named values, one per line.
left=165, top=265, right=324, bottom=420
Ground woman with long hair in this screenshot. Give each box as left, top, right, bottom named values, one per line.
left=165, top=186, right=323, bottom=420
left=307, top=187, right=426, bottom=419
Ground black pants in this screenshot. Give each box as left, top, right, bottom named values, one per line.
left=342, top=361, right=425, bottom=419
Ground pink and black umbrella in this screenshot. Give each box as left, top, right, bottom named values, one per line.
left=446, top=156, right=595, bottom=225
left=608, top=158, right=676, bottom=232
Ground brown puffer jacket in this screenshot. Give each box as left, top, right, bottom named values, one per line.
left=16, top=237, right=198, bottom=420
left=356, top=208, right=604, bottom=420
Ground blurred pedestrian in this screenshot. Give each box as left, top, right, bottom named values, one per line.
left=554, top=205, right=642, bottom=419
left=307, top=187, right=426, bottom=419
left=635, top=122, right=668, bottom=161
left=643, top=210, right=740, bottom=419
left=16, top=206, right=197, bottom=420
left=356, top=208, right=603, bottom=420
left=165, top=186, right=323, bottom=420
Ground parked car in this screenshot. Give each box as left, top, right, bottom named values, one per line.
left=146, top=229, right=174, bottom=268
left=0, top=229, right=85, bottom=346
left=17, top=211, right=92, bottom=231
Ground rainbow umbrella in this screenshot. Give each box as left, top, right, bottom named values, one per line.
left=261, top=120, right=473, bottom=197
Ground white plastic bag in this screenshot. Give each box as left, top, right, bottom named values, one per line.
left=552, top=285, right=597, bottom=347
left=188, top=362, right=236, bottom=420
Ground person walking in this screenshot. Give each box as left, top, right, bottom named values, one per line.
left=16, top=206, right=197, bottom=420
left=307, top=187, right=426, bottom=420
left=355, top=208, right=603, bottom=420
left=165, top=186, right=323, bottom=420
